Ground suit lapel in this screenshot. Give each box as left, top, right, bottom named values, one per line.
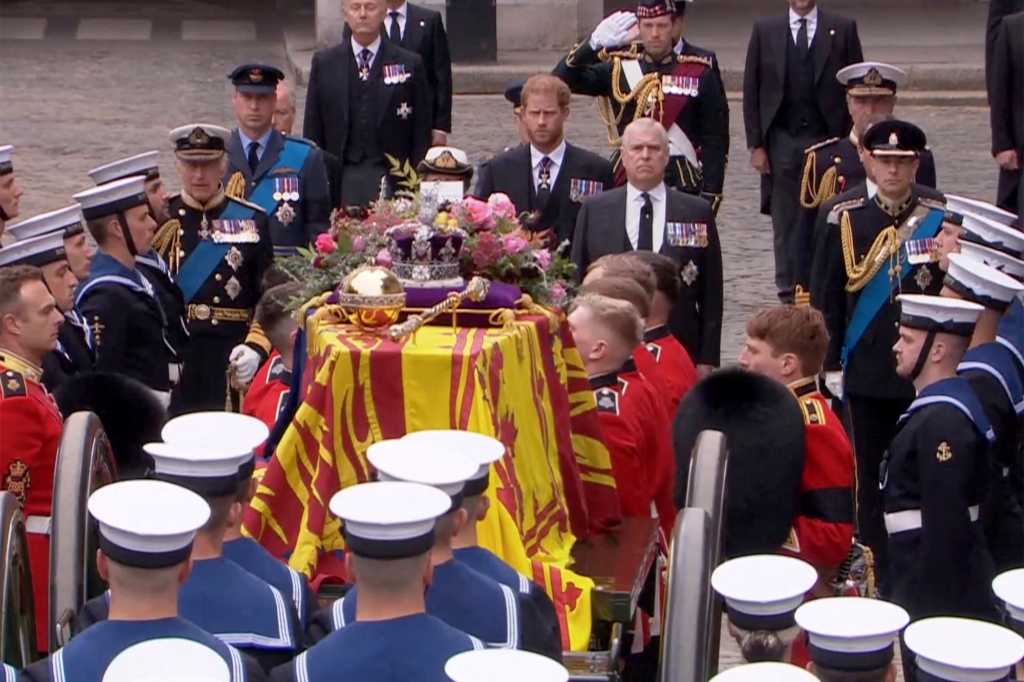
left=253, top=129, right=285, bottom=182
left=227, top=131, right=252, bottom=183
left=375, top=42, right=396, bottom=128
left=402, top=5, right=424, bottom=52
left=510, top=145, right=534, bottom=213
left=338, top=42, right=352, bottom=122
left=771, top=15, right=788, bottom=86
left=613, top=189, right=632, bottom=252
left=813, top=11, right=833, bottom=83
left=538, top=146, right=574, bottom=226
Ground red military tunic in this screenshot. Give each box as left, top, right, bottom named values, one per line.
left=632, top=344, right=672, bottom=420
left=643, top=325, right=700, bottom=418
left=0, top=349, right=64, bottom=651
left=241, top=351, right=291, bottom=459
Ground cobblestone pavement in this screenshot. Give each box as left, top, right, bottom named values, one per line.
left=0, top=36, right=996, bottom=678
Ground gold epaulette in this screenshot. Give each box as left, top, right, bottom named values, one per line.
left=677, top=54, right=712, bottom=67
left=919, top=196, right=946, bottom=210
left=225, top=171, right=247, bottom=201
left=153, top=219, right=182, bottom=271
left=805, top=137, right=841, bottom=155
left=799, top=396, right=826, bottom=426
left=799, top=138, right=842, bottom=209
left=228, top=194, right=267, bottom=214
left=827, top=197, right=867, bottom=225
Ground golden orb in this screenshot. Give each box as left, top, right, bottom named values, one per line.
left=335, top=263, right=406, bottom=331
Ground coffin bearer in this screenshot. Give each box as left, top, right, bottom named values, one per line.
left=72, top=176, right=174, bottom=406
left=11, top=205, right=96, bottom=282
left=87, top=152, right=189, bottom=389
left=225, top=64, right=330, bottom=254
left=742, top=0, right=863, bottom=303
left=902, top=617, right=1024, bottom=682
left=0, top=145, right=24, bottom=239
left=553, top=0, right=729, bottom=212
left=154, top=124, right=273, bottom=414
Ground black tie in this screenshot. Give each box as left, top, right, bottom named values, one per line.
left=638, top=192, right=654, bottom=251
left=536, top=156, right=553, bottom=209
left=797, top=18, right=809, bottom=58
left=247, top=141, right=260, bottom=173
left=388, top=11, right=402, bottom=43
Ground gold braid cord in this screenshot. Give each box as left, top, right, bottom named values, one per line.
left=841, top=211, right=899, bottom=293
left=152, top=219, right=183, bottom=274
left=225, top=171, right=247, bottom=201
left=598, top=57, right=665, bottom=147
left=799, top=152, right=839, bottom=209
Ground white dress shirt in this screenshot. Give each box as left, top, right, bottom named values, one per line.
left=385, top=2, right=408, bottom=39
left=237, top=127, right=273, bottom=164
left=625, top=182, right=667, bottom=252
left=789, top=6, right=818, bottom=45
left=531, top=140, right=566, bottom=192
left=352, top=35, right=382, bottom=69
left=866, top=177, right=878, bottom=199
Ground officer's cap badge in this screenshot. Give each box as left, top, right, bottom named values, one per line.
left=189, top=128, right=211, bottom=146
left=250, top=68, right=263, bottom=83
left=864, top=68, right=884, bottom=87
left=888, top=132, right=899, bottom=146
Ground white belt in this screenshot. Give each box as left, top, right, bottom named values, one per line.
left=885, top=505, right=979, bottom=535
left=25, top=515, right=51, bottom=535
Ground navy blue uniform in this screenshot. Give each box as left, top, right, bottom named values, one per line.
left=223, top=536, right=318, bottom=629
left=881, top=377, right=999, bottom=622
left=270, top=613, right=480, bottom=682
left=20, top=617, right=266, bottom=681
left=41, top=310, right=94, bottom=392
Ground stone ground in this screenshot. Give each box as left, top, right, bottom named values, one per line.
left=0, top=28, right=1001, bottom=678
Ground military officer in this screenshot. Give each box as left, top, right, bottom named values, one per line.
left=903, top=617, right=1024, bottom=682
left=8, top=203, right=96, bottom=281
left=883, top=294, right=996, bottom=626
left=809, top=120, right=947, bottom=586
left=88, top=152, right=189, bottom=388
left=3, top=217, right=93, bottom=391
left=794, top=62, right=939, bottom=303
left=553, top=0, right=729, bottom=212
left=153, top=124, right=273, bottom=414
left=445, top=650, right=570, bottom=682
left=271, top=481, right=483, bottom=682
left=77, top=433, right=303, bottom=672
left=224, top=64, right=330, bottom=255
left=160, top=411, right=317, bottom=630
left=0, top=264, right=64, bottom=653
left=101, top=638, right=234, bottom=682
left=0, top=145, right=24, bottom=239
left=22, top=479, right=267, bottom=681
left=504, top=81, right=529, bottom=146
left=71, top=176, right=174, bottom=405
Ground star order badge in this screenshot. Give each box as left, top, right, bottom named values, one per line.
left=225, top=246, right=244, bottom=271
left=225, top=276, right=242, bottom=300
left=915, top=265, right=933, bottom=290
left=682, top=260, right=699, bottom=286
left=275, top=201, right=296, bottom=227
left=4, top=460, right=31, bottom=506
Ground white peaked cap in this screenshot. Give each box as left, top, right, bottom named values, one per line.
left=445, top=649, right=570, bottom=682
left=102, top=638, right=230, bottom=682
left=904, top=617, right=1024, bottom=682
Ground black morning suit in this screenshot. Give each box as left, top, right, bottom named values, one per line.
left=302, top=39, right=431, bottom=208
left=570, top=186, right=723, bottom=367
left=809, top=183, right=946, bottom=586
left=989, top=12, right=1024, bottom=213
left=986, top=0, right=1024, bottom=99
left=742, top=10, right=862, bottom=302
left=473, top=143, right=614, bottom=248
left=343, top=2, right=453, bottom=134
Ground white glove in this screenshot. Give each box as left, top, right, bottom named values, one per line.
left=589, top=11, right=638, bottom=50
left=824, top=371, right=844, bottom=401
left=229, top=345, right=261, bottom=385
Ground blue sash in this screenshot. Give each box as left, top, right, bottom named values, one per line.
left=958, top=343, right=1024, bottom=415
left=249, top=139, right=312, bottom=214
left=898, top=376, right=996, bottom=443
left=177, top=200, right=256, bottom=304
left=842, top=207, right=945, bottom=367
left=997, top=297, right=1024, bottom=371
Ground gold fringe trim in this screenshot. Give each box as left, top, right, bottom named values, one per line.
left=225, top=171, right=247, bottom=201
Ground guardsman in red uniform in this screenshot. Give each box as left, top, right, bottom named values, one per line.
left=241, top=281, right=303, bottom=459
left=738, top=304, right=856, bottom=670
left=0, top=264, right=66, bottom=652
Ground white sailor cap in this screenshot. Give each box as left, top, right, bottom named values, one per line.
left=88, top=480, right=209, bottom=568
left=366, top=438, right=480, bottom=509
left=144, top=442, right=253, bottom=498
left=795, top=597, right=909, bottom=672
left=0, top=231, right=67, bottom=268
left=0, top=145, right=13, bottom=175
left=993, top=569, right=1024, bottom=626
left=161, top=412, right=270, bottom=481
left=7, top=204, right=86, bottom=241
left=837, top=61, right=907, bottom=96
left=945, top=253, right=1024, bottom=310
left=72, top=176, right=148, bottom=221
left=959, top=241, right=1024, bottom=282
left=330, top=481, right=451, bottom=559
left=709, top=662, right=819, bottom=682
left=711, top=555, right=817, bottom=632
left=88, top=151, right=161, bottom=186
left=947, top=195, right=1019, bottom=228
left=445, top=649, right=570, bottom=682
left=904, top=617, right=1024, bottom=682
left=102, top=638, right=230, bottom=682
left=959, top=213, right=1024, bottom=259
left=170, top=124, right=231, bottom=162
left=897, top=294, right=984, bottom=337
left=400, top=430, right=505, bottom=496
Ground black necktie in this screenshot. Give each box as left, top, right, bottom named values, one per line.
left=797, top=18, right=809, bottom=58
left=247, top=141, right=260, bottom=173
left=536, top=156, right=553, bottom=209
left=389, top=11, right=402, bottom=43
left=638, top=192, right=654, bottom=251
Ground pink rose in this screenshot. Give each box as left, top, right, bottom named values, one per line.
left=472, top=232, right=504, bottom=269
left=315, top=233, right=337, bottom=254
left=487, top=193, right=517, bottom=219
left=352, top=235, right=367, bottom=253
left=533, top=249, right=552, bottom=269
left=550, top=283, right=568, bottom=303
left=501, top=233, right=529, bottom=256
left=460, top=196, right=493, bottom=226
left=374, top=249, right=394, bottom=269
